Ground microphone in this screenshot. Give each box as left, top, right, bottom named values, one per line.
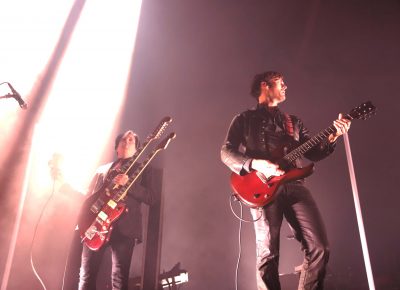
left=8, top=83, right=28, bottom=109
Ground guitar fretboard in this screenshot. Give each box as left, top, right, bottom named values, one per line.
left=113, top=149, right=156, bottom=202
left=113, top=133, right=175, bottom=202
left=282, top=113, right=353, bottom=163
left=90, top=117, right=171, bottom=213
left=111, top=136, right=152, bottom=179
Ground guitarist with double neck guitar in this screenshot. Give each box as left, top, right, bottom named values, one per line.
left=74, top=117, right=175, bottom=290
left=221, top=71, right=354, bottom=290
left=77, top=130, right=155, bottom=290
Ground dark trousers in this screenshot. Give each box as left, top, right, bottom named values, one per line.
left=250, top=182, right=329, bottom=290
left=63, top=231, right=83, bottom=290
left=79, top=230, right=136, bottom=290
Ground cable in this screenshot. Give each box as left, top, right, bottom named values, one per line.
left=229, top=195, right=264, bottom=290
left=29, top=178, right=58, bottom=290
left=234, top=203, right=243, bottom=290
left=61, top=243, right=71, bottom=290
left=229, top=195, right=263, bottom=223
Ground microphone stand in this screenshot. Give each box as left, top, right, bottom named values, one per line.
left=343, top=133, right=376, bottom=290
left=0, top=82, right=27, bottom=109
left=0, top=93, right=15, bottom=100
left=0, top=93, right=27, bottom=109
left=0, top=82, right=14, bottom=101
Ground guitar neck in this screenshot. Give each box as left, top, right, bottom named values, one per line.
left=113, top=132, right=176, bottom=202
left=112, top=116, right=172, bottom=179
left=282, top=113, right=353, bottom=164
left=113, top=147, right=162, bottom=202
left=103, top=137, right=154, bottom=186
left=118, top=136, right=154, bottom=175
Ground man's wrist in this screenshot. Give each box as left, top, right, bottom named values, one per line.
left=328, top=134, right=338, bottom=143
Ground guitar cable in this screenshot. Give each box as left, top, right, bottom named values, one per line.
left=229, top=195, right=263, bottom=290
left=229, top=195, right=263, bottom=223
left=29, top=179, right=58, bottom=290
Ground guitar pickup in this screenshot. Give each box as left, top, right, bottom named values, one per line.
left=107, top=199, right=117, bottom=209
left=98, top=211, right=108, bottom=221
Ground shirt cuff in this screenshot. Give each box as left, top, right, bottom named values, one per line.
left=243, top=158, right=253, bottom=173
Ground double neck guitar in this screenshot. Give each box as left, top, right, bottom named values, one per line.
left=78, top=117, right=175, bottom=251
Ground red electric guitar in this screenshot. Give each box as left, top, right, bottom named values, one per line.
left=230, top=101, right=376, bottom=208
left=78, top=117, right=175, bottom=251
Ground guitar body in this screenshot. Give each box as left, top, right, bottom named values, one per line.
left=78, top=189, right=127, bottom=251
left=230, top=163, right=315, bottom=208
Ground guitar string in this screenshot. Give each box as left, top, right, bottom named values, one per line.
left=113, top=133, right=175, bottom=203
left=283, top=111, right=361, bottom=163
left=83, top=134, right=175, bottom=249
left=103, top=122, right=172, bottom=203
left=116, top=122, right=169, bottom=176
left=91, top=124, right=169, bottom=213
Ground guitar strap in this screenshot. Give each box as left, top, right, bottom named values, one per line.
left=284, top=113, right=299, bottom=141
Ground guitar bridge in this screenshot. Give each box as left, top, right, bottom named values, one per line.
left=256, top=172, right=267, bottom=184
left=85, top=225, right=97, bottom=240
left=85, top=225, right=109, bottom=241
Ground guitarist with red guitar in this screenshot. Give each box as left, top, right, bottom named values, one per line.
left=78, top=130, right=155, bottom=290
left=221, top=71, right=352, bottom=290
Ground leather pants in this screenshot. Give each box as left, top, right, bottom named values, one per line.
left=250, top=182, right=329, bottom=290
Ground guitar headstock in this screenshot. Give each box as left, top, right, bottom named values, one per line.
left=348, top=101, right=376, bottom=120
left=148, top=116, right=172, bottom=140
left=155, top=132, right=176, bottom=151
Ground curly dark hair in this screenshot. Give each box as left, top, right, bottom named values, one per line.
left=250, top=71, right=284, bottom=99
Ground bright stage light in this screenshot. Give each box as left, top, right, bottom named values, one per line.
left=1, top=0, right=144, bottom=190
left=0, top=0, right=75, bottom=84
left=0, top=0, right=76, bottom=157
left=1, top=0, right=144, bottom=288
left=33, top=0, right=144, bottom=192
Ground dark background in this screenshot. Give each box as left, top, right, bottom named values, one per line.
left=2, top=0, right=400, bottom=289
